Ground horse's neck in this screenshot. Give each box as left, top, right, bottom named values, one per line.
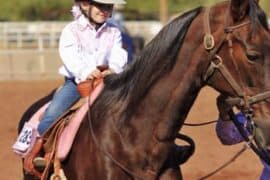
left=83, top=8, right=208, bottom=172
left=136, top=69, right=202, bottom=142
left=135, top=22, right=206, bottom=143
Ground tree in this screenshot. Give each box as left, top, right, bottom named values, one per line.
left=0, top=0, right=269, bottom=21
left=160, top=0, right=168, bottom=24
left=260, top=0, right=270, bottom=16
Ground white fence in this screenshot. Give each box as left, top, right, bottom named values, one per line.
left=0, top=22, right=67, bottom=49
left=0, top=21, right=162, bottom=49
left=0, top=49, right=62, bottom=80
left=0, top=21, right=162, bottom=80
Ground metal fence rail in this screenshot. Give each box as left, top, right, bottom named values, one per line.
left=0, top=21, right=162, bottom=49
left=0, top=21, right=67, bottom=49
left=0, top=49, right=61, bottom=80
left=0, top=21, right=162, bottom=80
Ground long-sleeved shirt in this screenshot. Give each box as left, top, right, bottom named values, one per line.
left=58, top=14, right=128, bottom=83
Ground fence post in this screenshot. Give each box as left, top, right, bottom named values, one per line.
left=160, top=0, right=168, bottom=25
left=50, top=23, right=56, bottom=48
left=8, top=51, right=14, bottom=79
left=17, top=31, right=23, bottom=48
left=38, top=30, right=45, bottom=76
left=3, top=23, right=8, bottom=48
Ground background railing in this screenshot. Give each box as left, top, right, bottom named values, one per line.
left=0, top=21, right=162, bottom=81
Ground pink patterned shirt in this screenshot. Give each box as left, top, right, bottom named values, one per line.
left=58, top=12, right=127, bottom=83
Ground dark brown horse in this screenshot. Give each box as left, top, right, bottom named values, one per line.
left=20, top=0, right=270, bottom=179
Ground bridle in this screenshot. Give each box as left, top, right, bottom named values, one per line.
left=203, top=6, right=270, bottom=165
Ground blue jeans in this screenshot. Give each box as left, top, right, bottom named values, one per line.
left=37, top=78, right=80, bottom=135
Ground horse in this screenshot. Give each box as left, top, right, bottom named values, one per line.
left=20, top=0, right=270, bottom=179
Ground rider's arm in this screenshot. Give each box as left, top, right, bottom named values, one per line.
left=107, top=29, right=128, bottom=74
left=58, top=26, right=97, bottom=83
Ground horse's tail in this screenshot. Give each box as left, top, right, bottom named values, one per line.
left=18, top=89, right=56, bottom=134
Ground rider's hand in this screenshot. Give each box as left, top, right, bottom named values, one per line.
left=101, top=68, right=115, bottom=77
left=87, top=69, right=102, bottom=80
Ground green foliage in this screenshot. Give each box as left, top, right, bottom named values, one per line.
left=168, top=0, right=216, bottom=13
left=123, top=0, right=216, bottom=20
left=0, top=0, right=269, bottom=21
left=0, top=0, right=72, bottom=21
left=19, top=0, right=71, bottom=20
left=260, top=0, right=270, bottom=16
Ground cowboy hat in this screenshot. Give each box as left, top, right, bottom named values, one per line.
left=75, top=0, right=126, bottom=4
left=92, top=0, right=126, bottom=4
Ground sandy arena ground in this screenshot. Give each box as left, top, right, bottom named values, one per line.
left=0, top=80, right=263, bottom=180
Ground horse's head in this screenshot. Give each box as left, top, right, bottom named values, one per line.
left=204, top=0, right=270, bottom=160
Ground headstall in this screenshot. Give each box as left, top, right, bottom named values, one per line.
left=203, top=6, right=270, bottom=165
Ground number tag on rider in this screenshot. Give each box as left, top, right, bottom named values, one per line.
left=14, top=125, right=33, bottom=152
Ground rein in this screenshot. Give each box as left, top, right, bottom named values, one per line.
left=86, top=84, right=195, bottom=179
left=87, top=93, right=149, bottom=180
left=183, top=120, right=247, bottom=179
left=203, top=6, right=270, bottom=165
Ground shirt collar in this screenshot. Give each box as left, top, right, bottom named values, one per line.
left=77, top=15, right=108, bottom=32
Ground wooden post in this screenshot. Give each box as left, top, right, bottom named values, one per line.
left=160, top=0, right=168, bottom=25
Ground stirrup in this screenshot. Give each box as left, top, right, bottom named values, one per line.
left=33, top=157, right=46, bottom=169
left=23, top=138, right=44, bottom=177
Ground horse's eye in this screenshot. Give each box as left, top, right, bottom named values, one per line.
left=246, top=51, right=262, bottom=63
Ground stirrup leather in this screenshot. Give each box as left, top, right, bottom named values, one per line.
left=23, top=138, right=44, bottom=178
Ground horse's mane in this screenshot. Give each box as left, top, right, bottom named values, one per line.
left=95, top=7, right=202, bottom=121
left=93, top=1, right=269, bottom=125
left=249, top=0, right=269, bottom=31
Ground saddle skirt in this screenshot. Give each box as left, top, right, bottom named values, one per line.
left=13, top=82, right=104, bottom=160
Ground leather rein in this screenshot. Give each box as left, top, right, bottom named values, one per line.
left=87, top=90, right=156, bottom=180
left=203, top=6, right=270, bottom=165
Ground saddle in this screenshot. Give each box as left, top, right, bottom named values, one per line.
left=22, top=78, right=104, bottom=180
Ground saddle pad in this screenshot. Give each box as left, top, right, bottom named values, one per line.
left=57, top=82, right=104, bottom=160
left=28, top=102, right=51, bottom=129
left=17, top=82, right=104, bottom=160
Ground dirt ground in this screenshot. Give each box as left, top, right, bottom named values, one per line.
left=0, top=80, right=263, bottom=180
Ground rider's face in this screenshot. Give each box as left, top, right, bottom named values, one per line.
left=80, top=1, right=113, bottom=24
left=90, top=2, right=113, bottom=24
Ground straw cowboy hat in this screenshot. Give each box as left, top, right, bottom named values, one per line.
left=75, top=0, right=126, bottom=4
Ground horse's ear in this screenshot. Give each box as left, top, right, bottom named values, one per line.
left=230, top=0, right=249, bottom=22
